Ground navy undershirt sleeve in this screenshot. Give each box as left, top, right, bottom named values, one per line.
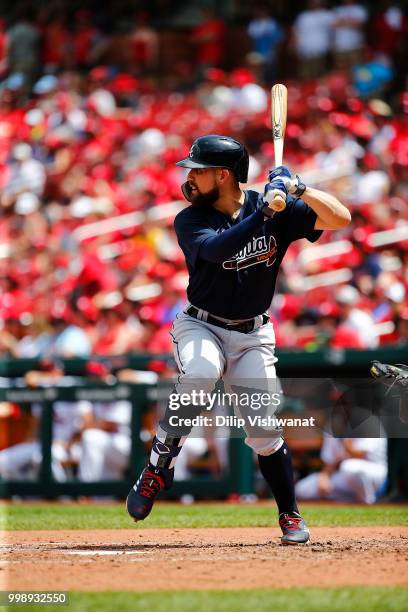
left=198, top=208, right=265, bottom=263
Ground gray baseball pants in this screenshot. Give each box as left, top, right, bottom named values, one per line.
left=168, top=308, right=284, bottom=456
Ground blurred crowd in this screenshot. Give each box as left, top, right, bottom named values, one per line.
left=0, top=0, right=407, bottom=360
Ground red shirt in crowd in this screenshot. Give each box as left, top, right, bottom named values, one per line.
left=371, top=8, right=407, bottom=57
left=41, top=20, right=70, bottom=68
left=192, top=16, right=226, bottom=67
left=72, top=26, right=99, bottom=66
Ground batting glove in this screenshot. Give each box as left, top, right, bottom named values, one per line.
left=262, top=178, right=287, bottom=215
left=269, top=166, right=306, bottom=198
left=268, top=166, right=292, bottom=181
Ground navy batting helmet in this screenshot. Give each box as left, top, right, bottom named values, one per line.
left=176, top=135, right=249, bottom=183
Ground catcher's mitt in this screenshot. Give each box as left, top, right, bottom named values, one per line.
left=370, top=361, right=408, bottom=393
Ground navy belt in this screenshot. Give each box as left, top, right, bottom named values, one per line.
left=186, top=306, right=269, bottom=334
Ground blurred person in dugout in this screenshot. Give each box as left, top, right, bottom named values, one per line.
left=174, top=427, right=228, bottom=482
left=295, top=435, right=387, bottom=504
left=77, top=361, right=131, bottom=481
left=0, top=360, right=92, bottom=481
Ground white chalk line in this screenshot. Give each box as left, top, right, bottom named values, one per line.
left=65, top=550, right=147, bottom=556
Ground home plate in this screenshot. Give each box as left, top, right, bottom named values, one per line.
left=65, top=550, right=147, bottom=556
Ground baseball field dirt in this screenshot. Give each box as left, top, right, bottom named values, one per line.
left=2, top=525, right=407, bottom=591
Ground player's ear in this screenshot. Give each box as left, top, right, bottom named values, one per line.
left=216, top=168, right=229, bottom=184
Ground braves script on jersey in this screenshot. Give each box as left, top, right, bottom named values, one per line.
left=174, top=190, right=322, bottom=319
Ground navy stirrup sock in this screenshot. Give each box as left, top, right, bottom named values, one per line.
left=258, top=441, right=299, bottom=515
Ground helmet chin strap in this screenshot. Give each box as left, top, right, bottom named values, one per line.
left=181, top=181, right=194, bottom=202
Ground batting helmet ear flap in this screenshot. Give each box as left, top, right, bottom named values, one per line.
left=181, top=181, right=194, bottom=202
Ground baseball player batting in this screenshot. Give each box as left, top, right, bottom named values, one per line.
left=127, top=129, right=351, bottom=544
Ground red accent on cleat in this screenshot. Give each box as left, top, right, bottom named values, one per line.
left=279, top=512, right=310, bottom=545
left=139, top=469, right=165, bottom=499
left=126, top=464, right=173, bottom=522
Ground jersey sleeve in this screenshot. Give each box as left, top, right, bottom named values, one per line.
left=278, top=196, right=323, bottom=244
left=174, top=209, right=219, bottom=268
left=174, top=206, right=266, bottom=267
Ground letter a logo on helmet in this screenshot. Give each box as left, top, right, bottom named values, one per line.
left=176, top=134, right=249, bottom=183
left=189, top=143, right=200, bottom=158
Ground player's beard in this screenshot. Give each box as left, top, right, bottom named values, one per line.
left=191, top=185, right=220, bottom=207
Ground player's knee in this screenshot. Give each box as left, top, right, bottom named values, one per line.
left=179, top=364, right=221, bottom=396
left=183, top=363, right=221, bottom=383
left=339, top=459, right=364, bottom=475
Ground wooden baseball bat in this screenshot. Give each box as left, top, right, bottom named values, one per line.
left=269, top=83, right=288, bottom=212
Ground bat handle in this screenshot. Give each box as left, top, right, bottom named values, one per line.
left=264, top=190, right=287, bottom=213
left=271, top=194, right=286, bottom=212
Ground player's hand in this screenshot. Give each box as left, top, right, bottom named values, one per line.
left=317, top=472, right=333, bottom=497
left=263, top=179, right=287, bottom=213
left=24, top=371, right=42, bottom=388
left=269, top=166, right=306, bottom=198
left=268, top=165, right=292, bottom=181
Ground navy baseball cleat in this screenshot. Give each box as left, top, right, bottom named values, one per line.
left=126, top=463, right=174, bottom=522
left=279, top=512, right=310, bottom=545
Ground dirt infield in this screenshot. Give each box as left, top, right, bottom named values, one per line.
left=1, top=527, right=408, bottom=591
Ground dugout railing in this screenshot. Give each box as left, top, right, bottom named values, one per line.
left=1, top=346, right=407, bottom=378
left=0, top=346, right=407, bottom=500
